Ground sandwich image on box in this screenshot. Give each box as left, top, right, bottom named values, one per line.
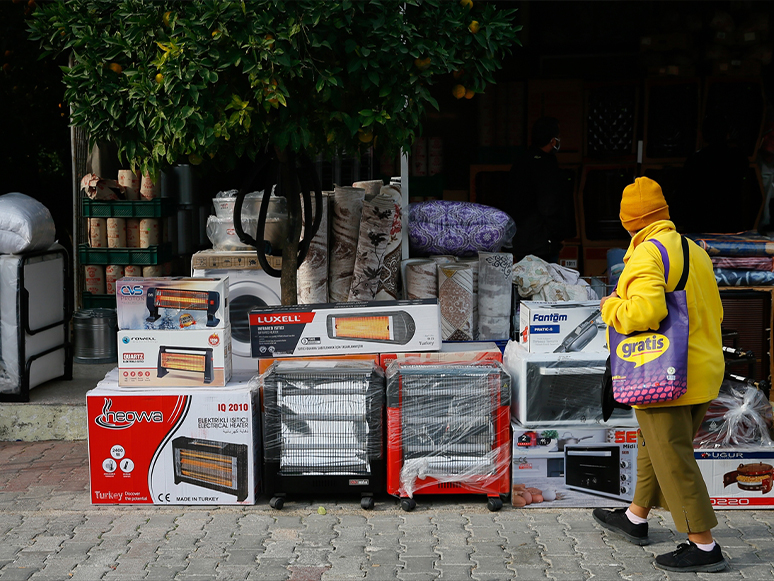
left=519, top=301, right=607, bottom=353
left=116, top=277, right=229, bottom=331
left=249, top=299, right=441, bottom=358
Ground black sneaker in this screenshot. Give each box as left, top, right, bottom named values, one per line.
left=654, top=541, right=728, bottom=573
left=592, top=508, right=649, bottom=545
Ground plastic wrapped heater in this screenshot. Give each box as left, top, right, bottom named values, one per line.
left=260, top=360, right=385, bottom=509
left=0, top=245, right=72, bottom=402
left=386, top=361, right=511, bottom=511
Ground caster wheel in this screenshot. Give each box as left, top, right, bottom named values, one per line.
left=361, top=496, right=374, bottom=510
left=269, top=496, right=284, bottom=510
left=400, top=498, right=416, bottom=512
left=486, top=497, right=503, bottom=512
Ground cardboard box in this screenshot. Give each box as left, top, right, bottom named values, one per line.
left=257, top=353, right=380, bottom=374
left=249, top=299, right=442, bottom=358
left=116, top=277, right=229, bottom=331
left=696, top=448, right=774, bottom=509
left=87, top=370, right=260, bottom=505
left=519, top=300, right=607, bottom=353
left=191, top=249, right=282, bottom=271
left=380, top=341, right=503, bottom=371
left=118, top=326, right=232, bottom=387
left=511, top=425, right=639, bottom=507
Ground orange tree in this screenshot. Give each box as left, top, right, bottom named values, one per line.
left=29, top=0, right=520, bottom=303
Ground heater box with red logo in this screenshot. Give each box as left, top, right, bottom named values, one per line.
left=86, top=369, right=260, bottom=505
left=116, top=277, right=229, bottom=331
left=696, top=448, right=774, bottom=509
left=249, top=299, right=442, bottom=358
left=118, top=327, right=232, bottom=387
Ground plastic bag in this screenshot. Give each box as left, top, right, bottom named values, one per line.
left=0, top=193, right=56, bottom=254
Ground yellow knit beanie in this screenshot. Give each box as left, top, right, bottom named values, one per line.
left=619, top=177, right=670, bottom=232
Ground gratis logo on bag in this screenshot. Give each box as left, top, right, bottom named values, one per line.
left=609, top=237, right=690, bottom=406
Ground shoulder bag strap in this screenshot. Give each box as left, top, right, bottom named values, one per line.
left=649, top=236, right=690, bottom=292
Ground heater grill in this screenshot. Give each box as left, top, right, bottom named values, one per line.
left=326, top=311, right=415, bottom=344
left=157, top=346, right=213, bottom=383
left=172, top=437, right=248, bottom=501
left=147, top=288, right=221, bottom=327
left=261, top=361, right=385, bottom=508
left=386, top=362, right=511, bottom=510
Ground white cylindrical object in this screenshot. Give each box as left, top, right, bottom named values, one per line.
left=373, top=184, right=403, bottom=301
left=126, top=218, right=140, bottom=248
left=328, top=186, right=366, bottom=302
left=297, top=193, right=329, bottom=304
left=105, top=265, right=125, bottom=295
left=142, top=265, right=163, bottom=277
left=84, top=265, right=105, bottom=295
left=348, top=196, right=395, bottom=301
left=438, top=263, right=475, bottom=341
left=118, top=169, right=141, bottom=201
left=124, top=265, right=142, bottom=277
left=139, top=218, right=160, bottom=248
left=456, top=257, right=480, bottom=339
left=429, top=255, right=456, bottom=265
left=140, top=173, right=159, bottom=200
left=352, top=180, right=384, bottom=202
left=88, top=218, right=107, bottom=248
left=106, top=217, right=126, bottom=248
left=405, top=259, right=437, bottom=300
left=477, top=252, right=513, bottom=341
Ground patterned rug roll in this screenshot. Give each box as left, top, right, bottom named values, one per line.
left=374, top=185, right=402, bottom=301
left=353, top=180, right=384, bottom=202
left=438, top=263, right=475, bottom=341
left=429, top=255, right=456, bottom=265
left=455, top=257, right=480, bottom=339
left=297, top=193, right=329, bottom=304
left=404, top=258, right=437, bottom=299
left=329, top=186, right=366, bottom=302
left=348, top=196, right=396, bottom=301
left=477, top=252, right=513, bottom=341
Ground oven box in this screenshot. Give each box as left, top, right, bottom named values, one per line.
left=504, top=341, right=638, bottom=427
left=695, top=448, right=774, bottom=509
left=87, top=369, right=260, bottom=505
left=116, top=277, right=229, bottom=331
left=249, top=299, right=442, bottom=358
left=380, top=341, right=502, bottom=371
left=118, top=326, right=232, bottom=387
left=511, top=426, right=639, bottom=507
left=519, top=300, right=607, bottom=353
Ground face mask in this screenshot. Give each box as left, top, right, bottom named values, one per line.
left=553, top=137, right=561, bottom=152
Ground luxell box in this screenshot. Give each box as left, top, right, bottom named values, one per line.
left=249, top=299, right=442, bottom=358
left=118, top=326, right=232, bottom=387
left=87, top=369, right=260, bottom=505
left=519, top=300, right=607, bottom=353
left=116, top=277, right=229, bottom=331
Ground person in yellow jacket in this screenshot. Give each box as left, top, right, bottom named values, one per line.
left=592, top=177, right=728, bottom=573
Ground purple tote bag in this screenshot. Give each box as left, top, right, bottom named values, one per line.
left=608, top=237, right=690, bottom=406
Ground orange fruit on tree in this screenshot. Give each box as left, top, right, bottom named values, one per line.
left=460, top=0, right=473, bottom=8
left=414, top=57, right=431, bottom=71
left=452, top=69, right=464, bottom=79
left=155, top=73, right=164, bottom=84
left=109, top=63, right=122, bottom=74
left=469, top=20, right=480, bottom=34
left=464, top=89, right=475, bottom=99
left=162, top=11, right=172, bottom=27
left=452, top=84, right=466, bottom=99
left=358, top=129, right=373, bottom=143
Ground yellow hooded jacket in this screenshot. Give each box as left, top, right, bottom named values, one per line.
left=602, top=220, right=724, bottom=408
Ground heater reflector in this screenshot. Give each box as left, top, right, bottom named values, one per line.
left=146, top=288, right=221, bottom=327
left=157, top=346, right=214, bottom=384
left=326, top=311, right=415, bottom=345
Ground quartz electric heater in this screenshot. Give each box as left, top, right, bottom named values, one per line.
left=146, top=288, right=221, bottom=327
left=172, top=436, right=248, bottom=501
left=157, top=346, right=214, bottom=384
left=326, top=311, right=415, bottom=345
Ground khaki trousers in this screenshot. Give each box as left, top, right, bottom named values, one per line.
left=633, top=401, right=717, bottom=534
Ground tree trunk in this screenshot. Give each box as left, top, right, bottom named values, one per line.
left=277, top=149, right=300, bottom=305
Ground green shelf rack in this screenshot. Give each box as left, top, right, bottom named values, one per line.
left=78, top=242, right=173, bottom=266
left=81, top=197, right=176, bottom=218
left=81, top=292, right=117, bottom=310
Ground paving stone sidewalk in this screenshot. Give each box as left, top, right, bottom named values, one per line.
left=1, top=440, right=773, bottom=580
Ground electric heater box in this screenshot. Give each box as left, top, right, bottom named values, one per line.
left=116, top=277, right=229, bottom=331
left=380, top=341, right=503, bottom=371
left=503, top=341, right=638, bottom=427
left=249, top=299, right=442, bottom=358
left=695, top=448, right=774, bottom=509
left=519, top=301, right=608, bottom=354
left=87, top=369, right=260, bottom=505
left=118, top=326, right=232, bottom=387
